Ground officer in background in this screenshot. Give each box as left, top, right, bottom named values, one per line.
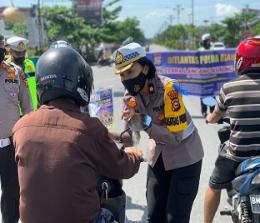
left=198, top=33, right=215, bottom=117
left=0, top=34, right=32, bottom=223
left=6, top=36, right=37, bottom=110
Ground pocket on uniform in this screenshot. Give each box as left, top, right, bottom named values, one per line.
left=4, top=80, right=19, bottom=102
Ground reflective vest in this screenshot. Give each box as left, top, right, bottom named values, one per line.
left=23, top=59, right=37, bottom=110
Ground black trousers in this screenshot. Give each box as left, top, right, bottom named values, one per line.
left=146, top=156, right=202, bottom=223
left=0, top=143, right=19, bottom=223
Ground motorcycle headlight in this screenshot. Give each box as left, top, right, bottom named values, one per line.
left=252, top=173, right=260, bottom=185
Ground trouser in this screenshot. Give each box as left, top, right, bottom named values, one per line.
left=0, top=143, right=19, bottom=223
left=146, top=156, right=202, bottom=223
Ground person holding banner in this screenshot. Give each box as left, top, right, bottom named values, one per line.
left=199, top=33, right=215, bottom=117
left=204, top=36, right=260, bottom=223
left=112, top=42, right=204, bottom=223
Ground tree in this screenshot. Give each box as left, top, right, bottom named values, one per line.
left=154, top=10, right=257, bottom=49
left=99, top=0, right=145, bottom=44
left=12, top=22, right=28, bottom=38
left=42, top=6, right=100, bottom=49
left=154, top=24, right=199, bottom=50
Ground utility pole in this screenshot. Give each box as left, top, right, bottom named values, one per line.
left=173, top=4, right=184, bottom=25
left=203, top=19, right=209, bottom=32
left=191, top=0, right=194, bottom=25
left=244, top=4, right=249, bottom=29
left=37, top=0, right=43, bottom=53
left=188, top=13, right=192, bottom=25
left=168, top=15, right=175, bottom=26
left=10, top=0, right=14, bottom=6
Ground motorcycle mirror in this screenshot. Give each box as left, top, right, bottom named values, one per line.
left=127, top=114, right=152, bottom=132
left=202, top=96, right=216, bottom=107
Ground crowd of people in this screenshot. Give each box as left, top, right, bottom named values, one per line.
left=1, top=32, right=260, bottom=223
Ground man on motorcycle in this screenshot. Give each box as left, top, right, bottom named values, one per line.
left=12, top=43, right=143, bottom=223
left=204, top=36, right=260, bottom=223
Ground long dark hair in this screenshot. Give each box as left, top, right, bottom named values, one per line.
left=137, top=57, right=156, bottom=79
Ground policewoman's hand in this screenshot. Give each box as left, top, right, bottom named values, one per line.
left=121, top=107, right=135, bottom=122
left=121, top=96, right=137, bottom=121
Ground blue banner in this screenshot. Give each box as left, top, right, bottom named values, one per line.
left=147, top=49, right=236, bottom=96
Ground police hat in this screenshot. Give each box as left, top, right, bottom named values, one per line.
left=201, top=33, right=211, bottom=41
left=6, top=36, right=28, bottom=52
left=112, top=42, right=146, bottom=74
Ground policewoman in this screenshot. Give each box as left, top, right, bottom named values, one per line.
left=113, top=42, right=204, bottom=223
left=6, top=36, right=37, bottom=110
left=0, top=34, right=32, bottom=223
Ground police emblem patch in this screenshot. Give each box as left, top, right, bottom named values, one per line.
left=17, top=41, right=26, bottom=51
left=115, top=51, right=124, bottom=65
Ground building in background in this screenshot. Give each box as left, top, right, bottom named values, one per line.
left=0, top=6, right=47, bottom=49
left=0, top=0, right=103, bottom=49
left=73, top=0, right=103, bottom=25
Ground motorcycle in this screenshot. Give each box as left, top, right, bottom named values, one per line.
left=96, top=58, right=113, bottom=67
left=217, top=122, right=260, bottom=223
left=96, top=114, right=148, bottom=223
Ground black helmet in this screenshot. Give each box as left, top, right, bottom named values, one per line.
left=36, top=46, right=93, bottom=106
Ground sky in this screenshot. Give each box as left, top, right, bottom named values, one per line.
left=1, top=0, right=260, bottom=38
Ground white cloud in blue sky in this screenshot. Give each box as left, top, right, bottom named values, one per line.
left=215, top=3, right=238, bottom=16
left=144, top=9, right=172, bottom=20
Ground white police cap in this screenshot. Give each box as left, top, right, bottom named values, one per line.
left=112, top=42, right=146, bottom=74
left=201, top=33, right=211, bottom=41
left=6, top=36, right=29, bottom=52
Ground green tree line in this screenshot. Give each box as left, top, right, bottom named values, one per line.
left=155, top=10, right=260, bottom=50
left=10, top=2, right=260, bottom=53
left=11, top=0, right=145, bottom=59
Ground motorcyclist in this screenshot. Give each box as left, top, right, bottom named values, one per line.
left=12, top=43, right=143, bottom=223
left=198, top=33, right=215, bottom=117
left=6, top=36, right=37, bottom=110
left=204, top=36, right=260, bottom=223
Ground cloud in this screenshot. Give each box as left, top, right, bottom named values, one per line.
left=215, top=3, right=238, bottom=16
left=144, top=9, right=171, bottom=20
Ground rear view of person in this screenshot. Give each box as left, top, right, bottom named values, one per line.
left=12, top=44, right=143, bottom=223
left=204, top=36, right=260, bottom=223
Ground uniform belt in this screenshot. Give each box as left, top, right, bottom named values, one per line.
left=0, top=138, right=11, bottom=148
left=181, top=121, right=195, bottom=140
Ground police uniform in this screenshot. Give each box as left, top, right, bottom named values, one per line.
left=113, top=42, right=204, bottom=223
left=0, top=60, right=32, bottom=222
left=6, top=36, right=37, bottom=110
